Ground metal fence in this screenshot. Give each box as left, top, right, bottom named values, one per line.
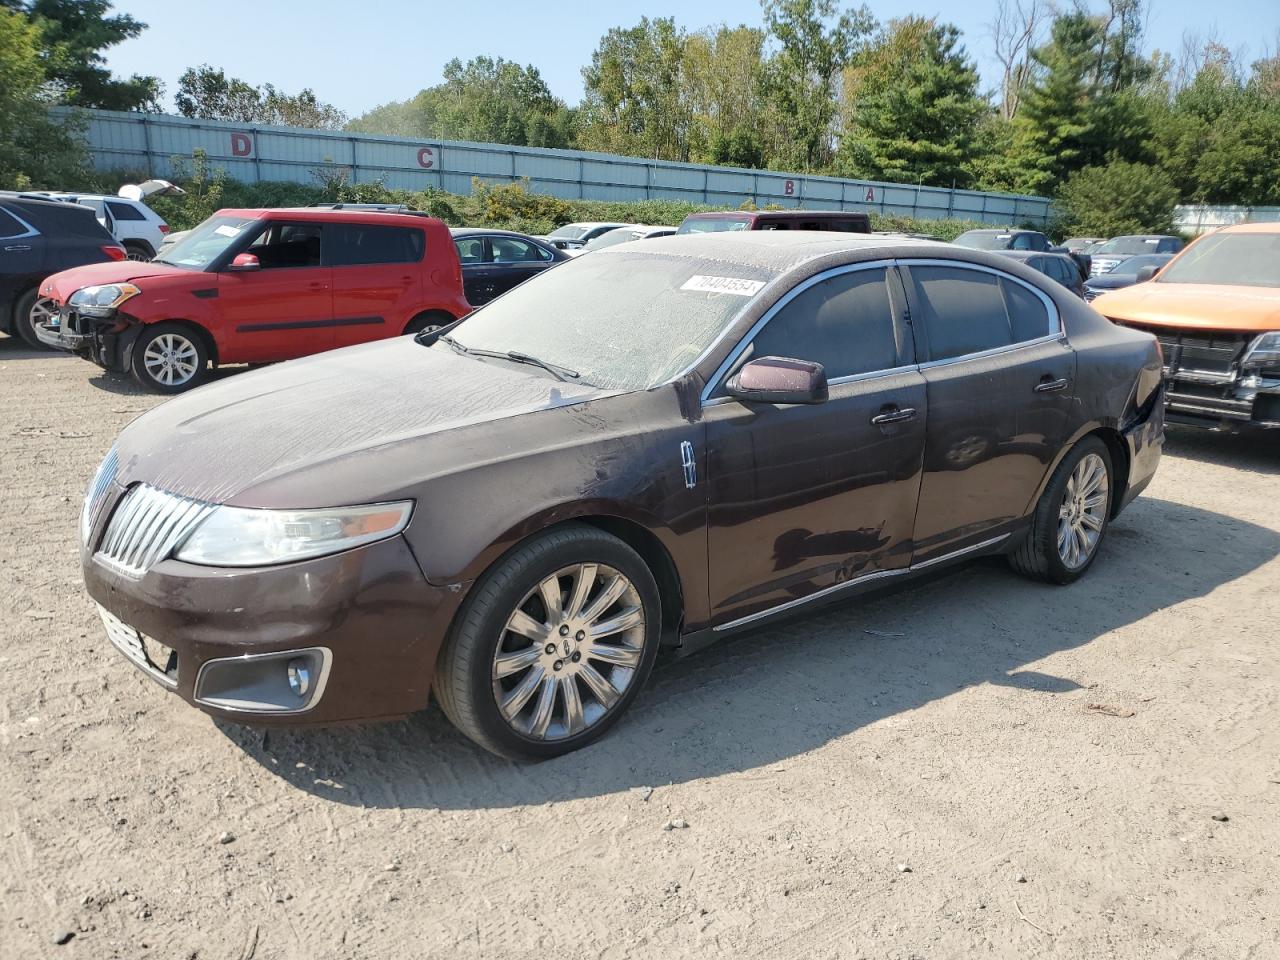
left=60, top=108, right=1054, bottom=227
left=1173, top=204, right=1280, bottom=235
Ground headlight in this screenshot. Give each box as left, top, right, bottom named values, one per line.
left=68, top=283, right=141, bottom=317
left=1241, top=331, right=1280, bottom=368
left=173, top=501, right=413, bottom=567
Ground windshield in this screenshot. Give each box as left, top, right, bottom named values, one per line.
left=584, top=228, right=644, bottom=251
left=1155, top=232, right=1280, bottom=288
left=1108, top=254, right=1166, bottom=276
left=677, top=217, right=750, bottom=235
left=153, top=215, right=258, bottom=269
left=445, top=251, right=774, bottom=391
left=1094, top=237, right=1164, bottom=255
left=547, top=224, right=591, bottom=240
left=953, top=232, right=1012, bottom=250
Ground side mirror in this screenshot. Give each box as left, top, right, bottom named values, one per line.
left=726, top=357, right=828, bottom=405
left=1135, top=265, right=1159, bottom=283
left=228, top=252, right=260, bottom=272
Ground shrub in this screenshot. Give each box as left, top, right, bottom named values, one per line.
left=1054, top=161, right=1179, bottom=237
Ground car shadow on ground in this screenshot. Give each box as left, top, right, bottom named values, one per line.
left=1164, top=425, right=1280, bottom=475
left=217, top=494, right=1280, bottom=809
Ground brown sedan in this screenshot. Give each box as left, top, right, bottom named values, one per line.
left=82, top=233, right=1165, bottom=759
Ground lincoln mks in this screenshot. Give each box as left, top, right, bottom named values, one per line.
left=81, top=233, right=1164, bottom=759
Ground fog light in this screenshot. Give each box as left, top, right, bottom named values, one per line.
left=287, top=659, right=311, bottom=697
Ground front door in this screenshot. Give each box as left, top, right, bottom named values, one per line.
left=899, top=261, right=1076, bottom=562
left=486, top=235, right=553, bottom=300
left=217, top=221, right=333, bottom=363
left=704, top=264, right=926, bottom=628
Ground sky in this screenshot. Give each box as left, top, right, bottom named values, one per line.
left=104, top=0, right=1277, bottom=119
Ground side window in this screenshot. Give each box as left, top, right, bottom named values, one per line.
left=1011, top=233, right=1032, bottom=250
left=0, top=207, right=28, bottom=239
left=454, top=237, right=485, bottom=264
left=326, top=224, right=422, bottom=266
left=1032, top=234, right=1049, bottom=251
left=490, top=237, right=545, bottom=263
left=748, top=268, right=903, bottom=380
left=106, top=201, right=146, bottom=222
left=246, top=223, right=323, bottom=269
left=910, top=265, right=1030, bottom=360
left=1158, top=238, right=1177, bottom=253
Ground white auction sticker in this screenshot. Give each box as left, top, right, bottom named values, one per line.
left=680, top=275, right=766, bottom=296
left=213, top=224, right=242, bottom=238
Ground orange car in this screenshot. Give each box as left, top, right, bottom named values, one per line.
left=1092, top=222, right=1280, bottom=430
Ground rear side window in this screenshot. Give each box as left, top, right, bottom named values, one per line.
left=749, top=268, right=903, bottom=379
left=0, top=207, right=29, bottom=239
left=454, top=236, right=484, bottom=264
left=327, top=224, right=424, bottom=266
left=490, top=236, right=549, bottom=263
left=106, top=201, right=146, bottom=221
left=909, top=265, right=1052, bottom=361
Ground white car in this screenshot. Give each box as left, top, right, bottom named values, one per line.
left=29, top=180, right=181, bottom=261
left=567, top=224, right=678, bottom=256
left=540, top=222, right=630, bottom=251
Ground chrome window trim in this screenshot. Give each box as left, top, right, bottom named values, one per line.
left=896, top=257, right=1065, bottom=364
left=0, top=206, right=40, bottom=241
left=712, top=533, right=1011, bottom=632
left=699, top=259, right=899, bottom=405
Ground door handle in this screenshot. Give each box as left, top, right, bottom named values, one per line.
left=870, top=406, right=917, bottom=425
left=1034, top=377, right=1070, bottom=393
left=4, top=245, right=32, bottom=252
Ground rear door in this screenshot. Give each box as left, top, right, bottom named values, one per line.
left=899, top=261, right=1075, bottom=562
left=326, top=222, right=425, bottom=348
left=454, top=234, right=489, bottom=305
left=704, top=263, right=926, bottom=627
left=217, top=220, right=334, bottom=363
left=0, top=206, right=45, bottom=296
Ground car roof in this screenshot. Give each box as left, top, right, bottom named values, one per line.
left=215, top=207, right=440, bottom=226
left=959, top=228, right=1035, bottom=235
left=450, top=227, right=548, bottom=239
left=607, top=230, right=949, bottom=271
left=32, top=191, right=129, bottom=203
left=1215, top=222, right=1280, bottom=234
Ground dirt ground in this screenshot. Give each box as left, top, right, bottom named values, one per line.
left=1, top=335, right=1278, bottom=960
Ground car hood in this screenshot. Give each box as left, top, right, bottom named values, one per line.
left=1091, top=282, right=1280, bottom=332
left=41, top=260, right=195, bottom=300
left=1084, top=275, right=1134, bottom=290
left=111, top=338, right=613, bottom=507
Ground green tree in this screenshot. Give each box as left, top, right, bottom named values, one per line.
left=1, top=0, right=161, bottom=110
left=682, top=25, right=769, bottom=164
left=839, top=17, right=985, bottom=186
left=1055, top=159, right=1178, bottom=235
left=760, top=0, right=874, bottom=172
left=175, top=64, right=346, bottom=128
left=0, top=5, right=85, bottom=188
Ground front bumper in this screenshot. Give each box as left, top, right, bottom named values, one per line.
left=84, top=511, right=467, bottom=725
left=35, top=304, right=140, bottom=371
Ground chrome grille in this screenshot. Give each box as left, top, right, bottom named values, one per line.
left=97, top=483, right=216, bottom=577
left=80, top=446, right=119, bottom=547
left=1123, top=322, right=1248, bottom=378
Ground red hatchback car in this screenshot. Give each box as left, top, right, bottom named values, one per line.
left=37, top=206, right=470, bottom=392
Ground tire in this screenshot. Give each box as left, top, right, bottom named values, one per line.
left=1009, top=436, right=1114, bottom=584
left=404, top=311, right=453, bottom=336
left=130, top=323, right=209, bottom=393
left=434, top=523, right=662, bottom=761
left=12, top=289, right=55, bottom=350
left=123, top=241, right=154, bottom=262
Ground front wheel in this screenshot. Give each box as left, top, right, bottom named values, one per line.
left=1010, top=436, right=1113, bottom=584
left=404, top=311, right=454, bottom=337
left=12, top=290, right=55, bottom=350
left=434, top=524, right=662, bottom=760
left=130, top=323, right=209, bottom=393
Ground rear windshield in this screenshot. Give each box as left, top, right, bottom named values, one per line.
left=153, top=215, right=258, bottom=269
left=678, top=216, right=751, bottom=234
left=1108, top=254, right=1167, bottom=276
left=953, top=232, right=1012, bottom=250
left=547, top=224, right=592, bottom=240
left=1093, top=237, right=1164, bottom=255
left=1155, top=232, right=1280, bottom=288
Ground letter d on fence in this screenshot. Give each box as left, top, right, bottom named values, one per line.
left=231, top=133, right=253, bottom=157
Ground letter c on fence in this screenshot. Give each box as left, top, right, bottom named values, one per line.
left=230, top=133, right=253, bottom=157
left=784, top=180, right=794, bottom=196
left=417, top=147, right=435, bottom=169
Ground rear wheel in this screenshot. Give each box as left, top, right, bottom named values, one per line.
left=1010, top=436, right=1113, bottom=584
left=12, top=289, right=55, bottom=350
left=434, top=524, right=662, bottom=760
left=123, top=241, right=154, bottom=262
left=404, top=311, right=453, bottom=337
left=130, top=323, right=208, bottom=393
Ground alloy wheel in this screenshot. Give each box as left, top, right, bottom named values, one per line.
left=29, top=297, right=56, bottom=331
left=1057, top=452, right=1109, bottom=570
left=492, top=562, right=645, bottom=741
left=142, top=333, right=200, bottom=387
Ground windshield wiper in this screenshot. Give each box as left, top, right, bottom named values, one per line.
left=432, top=336, right=580, bottom=382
